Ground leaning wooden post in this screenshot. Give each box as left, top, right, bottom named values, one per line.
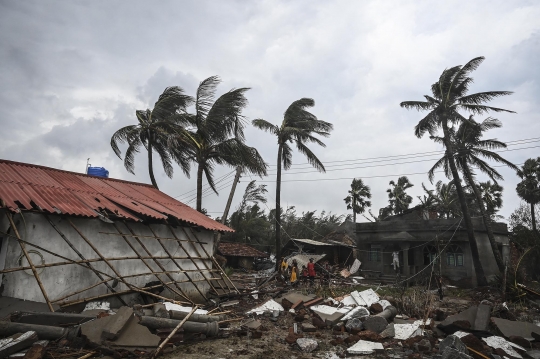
left=46, top=215, right=127, bottom=306
left=119, top=222, right=193, bottom=304
left=146, top=225, right=208, bottom=301
left=3, top=207, right=54, bottom=312
left=186, top=227, right=239, bottom=293
left=167, top=225, right=219, bottom=295
left=152, top=305, right=198, bottom=359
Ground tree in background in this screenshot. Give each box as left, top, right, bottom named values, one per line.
left=401, top=56, right=514, bottom=285
left=253, top=98, right=333, bottom=266
left=176, top=76, right=268, bottom=212
left=478, top=181, right=503, bottom=219
left=111, top=87, right=193, bottom=189
left=387, top=176, right=414, bottom=215
left=344, top=178, right=372, bottom=223
left=516, top=158, right=540, bottom=233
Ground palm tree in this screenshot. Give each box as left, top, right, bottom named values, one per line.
left=516, top=158, right=540, bottom=232
left=433, top=180, right=459, bottom=219
left=400, top=56, right=515, bottom=285
left=478, top=181, right=503, bottom=218
left=344, top=178, right=372, bottom=223
left=175, top=76, right=268, bottom=212
left=253, top=98, right=333, bottom=264
left=429, top=117, right=517, bottom=272
left=111, top=87, right=193, bottom=189
left=387, top=176, right=414, bottom=215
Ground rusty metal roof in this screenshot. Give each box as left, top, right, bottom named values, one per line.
left=0, top=159, right=233, bottom=232
left=218, top=242, right=268, bottom=258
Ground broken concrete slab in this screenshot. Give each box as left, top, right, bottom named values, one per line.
left=339, top=295, right=358, bottom=307
left=473, top=304, right=491, bottom=331
left=242, top=319, right=261, bottom=330
left=350, top=291, right=367, bottom=306
left=347, top=340, right=384, bottom=355
left=525, top=350, right=540, bottom=359
left=441, top=306, right=477, bottom=329
left=163, top=302, right=208, bottom=315
left=440, top=335, right=468, bottom=354
left=380, top=323, right=395, bottom=339
left=394, top=323, right=422, bottom=340
left=492, top=317, right=540, bottom=340
left=340, top=306, right=369, bottom=321
left=280, top=291, right=316, bottom=305
left=246, top=299, right=284, bottom=315
left=102, top=306, right=133, bottom=340
left=296, top=338, right=318, bottom=352
left=311, top=305, right=351, bottom=324
left=109, top=316, right=160, bottom=348
left=358, top=289, right=379, bottom=307
left=482, top=336, right=523, bottom=359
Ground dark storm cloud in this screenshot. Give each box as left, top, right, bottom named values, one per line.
left=1, top=0, right=539, bottom=221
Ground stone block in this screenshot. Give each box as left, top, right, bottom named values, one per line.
left=102, top=306, right=133, bottom=340
left=296, top=338, right=318, bottom=352
left=301, top=323, right=317, bottom=333
left=363, top=316, right=388, bottom=334
left=473, top=304, right=491, bottom=331
left=440, top=335, right=468, bottom=354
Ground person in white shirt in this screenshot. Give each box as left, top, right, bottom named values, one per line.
left=392, top=251, right=400, bottom=271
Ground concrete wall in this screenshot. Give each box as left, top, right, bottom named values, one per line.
left=0, top=212, right=216, bottom=305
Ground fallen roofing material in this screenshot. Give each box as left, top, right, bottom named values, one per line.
left=0, top=159, right=232, bottom=232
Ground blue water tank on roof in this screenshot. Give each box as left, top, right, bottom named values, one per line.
left=87, top=167, right=109, bottom=178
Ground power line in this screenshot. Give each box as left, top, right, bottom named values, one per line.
left=173, top=169, right=236, bottom=199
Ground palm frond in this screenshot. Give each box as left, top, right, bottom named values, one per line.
left=295, top=141, right=325, bottom=172
left=458, top=91, right=514, bottom=105
left=281, top=143, right=293, bottom=170
left=458, top=104, right=516, bottom=114
left=400, top=101, right=433, bottom=111
left=414, top=110, right=438, bottom=138
left=110, top=125, right=139, bottom=158
left=252, top=119, right=279, bottom=135
left=123, top=137, right=142, bottom=174
left=152, top=86, right=193, bottom=121
left=153, top=142, right=174, bottom=178
left=195, top=76, right=221, bottom=124
left=206, top=88, right=250, bottom=141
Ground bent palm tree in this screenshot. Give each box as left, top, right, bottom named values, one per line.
left=344, top=178, right=372, bottom=223
left=111, top=87, right=193, bottom=189
left=516, top=158, right=540, bottom=232
left=429, top=117, right=517, bottom=272
left=401, top=56, right=515, bottom=285
left=176, top=76, right=268, bottom=212
left=253, top=98, right=333, bottom=263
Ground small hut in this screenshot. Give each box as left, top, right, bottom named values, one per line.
left=217, top=242, right=268, bottom=270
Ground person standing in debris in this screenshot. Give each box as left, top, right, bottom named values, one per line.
left=392, top=251, right=400, bottom=272
left=301, top=265, right=308, bottom=285
left=307, top=258, right=316, bottom=286
left=280, top=257, right=288, bottom=273
left=290, top=260, right=298, bottom=285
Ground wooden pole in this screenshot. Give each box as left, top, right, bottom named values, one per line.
left=3, top=209, right=54, bottom=312
left=46, top=215, right=127, bottom=306
left=152, top=306, right=198, bottom=359
left=187, top=228, right=239, bottom=293
left=147, top=225, right=208, bottom=301
left=167, top=225, right=219, bottom=295
left=119, top=222, right=192, bottom=304
left=215, top=167, right=242, bottom=248
left=98, top=232, right=207, bottom=243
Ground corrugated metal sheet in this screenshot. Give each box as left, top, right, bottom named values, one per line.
left=0, top=159, right=233, bottom=232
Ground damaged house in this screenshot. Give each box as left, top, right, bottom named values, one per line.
left=217, top=242, right=268, bottom=270
left=0, top=159, right=237, bottom=310
left=281, top=237, right=356, bottom=266
left=355, top=208, right=510, bottom=286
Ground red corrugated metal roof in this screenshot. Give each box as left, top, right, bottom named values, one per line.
left=0, top=159, right=233, bottom=232
left=218, top=242, right=268, bottom=258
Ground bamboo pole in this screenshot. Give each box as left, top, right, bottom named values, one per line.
left=98, top=232, right=207, bottom=243
left=167, top=225, right=219, bottom=294
left=187, top=227, right=238, bottom=293
left=119, top=222, right=192, bottom=304
left=147, top=225, right=208, bottom=301
left=3, top=208, right=55, bottom=312
left=152, top=306, right=198, bottom=359
left=45, top=215, right=126, bottom=306
left=67, top=219, right=187, bottom=305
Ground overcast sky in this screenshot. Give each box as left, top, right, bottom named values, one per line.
left=1, top=0, right=539, bottom=224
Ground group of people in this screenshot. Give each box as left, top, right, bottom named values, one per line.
left=280, top=257, right=332, bottom=286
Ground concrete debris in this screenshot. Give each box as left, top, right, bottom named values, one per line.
left=0, top=331, right=38, bottom=358
left=439, top=335, right=469, bottom=354
left=482, top=336, right=524, bottom=358
left=246, top=299, right=284, bottom=315
left=83, top=301, right=111, bottom=312
left=347, top=339, right=384, bottom=355
left=340, top=306, right=369, bottom=321
left=163, top=302, right=208, bottom=315
left=492, top=317, right=540, bottom=340
left=296, top=338, right=318, bottom=352
left=345, top=318, right=363, bottom=333
left=394, top=323, right=422, bottom=340
left=101, top=306, right=133, bottom=340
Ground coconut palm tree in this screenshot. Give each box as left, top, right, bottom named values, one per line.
left=516, top=158, right=540, bottom=232
left=478, top=181, right=503, bottom=218
left=252, top=98, right=333, bottom=264
left=175, top=76, right=268, bottom=212
left=400, top=56, right=515, bottom=285
left=344, top=178, right=372, bottom=223
left=429, top=117, right=517, bottom=272
left=387, top=176, right=414, bottom=215
left=111, top=87, right=193, bottom=189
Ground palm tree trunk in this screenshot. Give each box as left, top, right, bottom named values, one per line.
left=196, top=162, right=204, bottom=212
left=147, top=140, right=159, bottom=190
left=275, top=145, right=283, bottom=270
left=215, top=167, right=242, bottom=246
left=462, top=163, right=505, bottom=272
left=442, top=121, right=488, bottom=286
left=531, top=202, right=537, bottom=232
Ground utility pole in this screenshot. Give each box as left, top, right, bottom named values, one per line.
left=215, top=167, right=243, bottom=248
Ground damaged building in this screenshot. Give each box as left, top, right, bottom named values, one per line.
left=355, top=209, right=510, bottom=286
left=0, top=159, right=237, bottom=310
left=217, top=242, right=269, bottom=270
